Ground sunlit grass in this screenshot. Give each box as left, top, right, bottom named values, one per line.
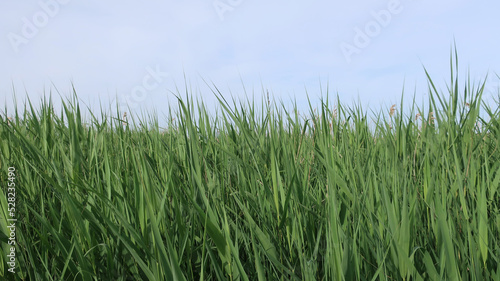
left=1, top=54, right=500, bottom=280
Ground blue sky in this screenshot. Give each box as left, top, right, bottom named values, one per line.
left=1, top=0, right=499, bottom=122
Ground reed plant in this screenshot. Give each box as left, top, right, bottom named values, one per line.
left=0, top=55, right=499, bottom=280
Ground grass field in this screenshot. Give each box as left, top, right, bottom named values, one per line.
left=1, top=58, right=500, bottom=280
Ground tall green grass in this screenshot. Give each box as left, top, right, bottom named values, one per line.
left=1, top=57, right=500, bottom=280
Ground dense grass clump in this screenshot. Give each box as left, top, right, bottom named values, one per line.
left=1, top=61, right=500, bottom=280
